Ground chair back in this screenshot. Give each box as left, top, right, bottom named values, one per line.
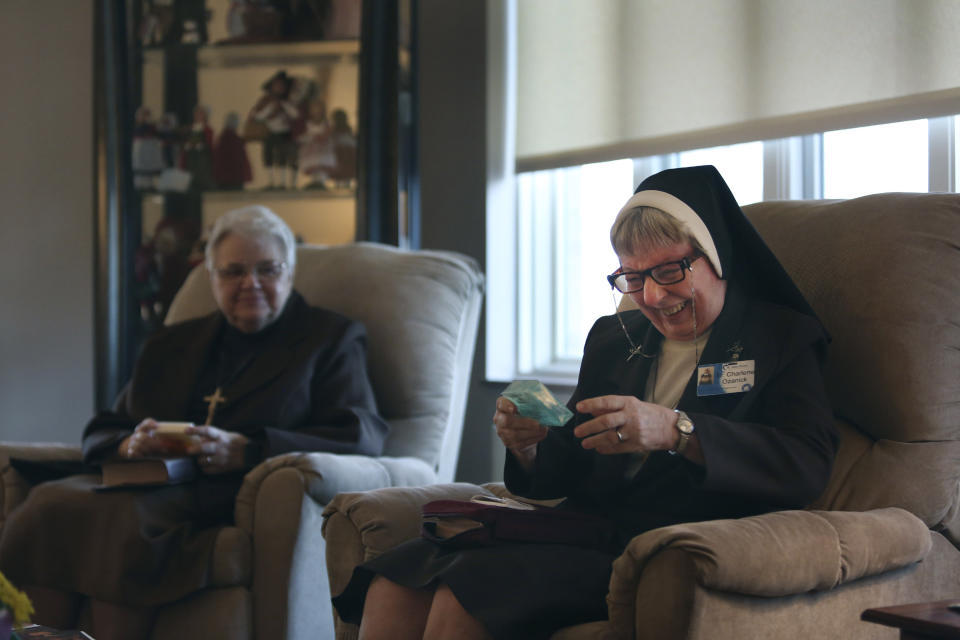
left=165, top=242, right=484, bottom=484
left=743, top=194, right=960, bottom=540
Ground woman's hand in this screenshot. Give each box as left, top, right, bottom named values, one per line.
left=573, top=395, right=678, bottom=455
left=118, top=418, right=187, bottom=459
left=184, top=425, right=250, bottom=474
left=493, top=398, right=548, bottom=471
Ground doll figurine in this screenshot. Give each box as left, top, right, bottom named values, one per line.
left=131, top=106, right=166, bottom=190
left=213, top=112, right=253, bottom=190
left=179, top=105, right=215, bottom=191
left=296, top=98, right=336, bottom=190
left=157, top=112, right=181, bottom=168
left=328, top=108, right=357, bottom=188
left=246, top=70, right=301, bottom=189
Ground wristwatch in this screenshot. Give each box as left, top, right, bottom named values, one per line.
left=669, top=410, right=695, bottom=455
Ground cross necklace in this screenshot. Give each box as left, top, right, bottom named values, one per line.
left=202, top=337, right=259, bottom=426
left=203, top=388, right=228, bottom=426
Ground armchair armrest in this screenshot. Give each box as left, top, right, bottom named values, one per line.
left=321, top=482, right=492, bottom=595
left=234, top=452, right=436, bottom=535
left=0, top=442, right=81, bottom=524
left=607, top=508, right=931, bottom=637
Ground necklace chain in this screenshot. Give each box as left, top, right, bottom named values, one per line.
left=617, top=276, right=703, bottom=407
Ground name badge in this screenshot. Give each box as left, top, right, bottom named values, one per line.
left=696, top=360, right=756, bottom=397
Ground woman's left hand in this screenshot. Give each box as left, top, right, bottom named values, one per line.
left=573, top=395, right=677, bottom=455
left=185, top=425, right=250, bottom=474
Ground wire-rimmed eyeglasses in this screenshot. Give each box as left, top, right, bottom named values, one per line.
left=606, top=256, right=697, bottom=293
left=214, top=261, right=287, bottom=282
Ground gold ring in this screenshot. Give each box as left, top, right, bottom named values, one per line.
left=615, top=429, right=624, bottom=443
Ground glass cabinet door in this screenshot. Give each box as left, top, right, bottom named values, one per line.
left=95, top=0, right=416, bottom=407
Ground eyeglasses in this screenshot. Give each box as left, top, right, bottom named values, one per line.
left=607, top=256, right=697, bottom=293
left=214, top=261, right=287, bottom=282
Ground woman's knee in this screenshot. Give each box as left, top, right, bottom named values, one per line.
left=425, top=585, right=492, bottom=640
left=359, top=577, right=433, bottom=640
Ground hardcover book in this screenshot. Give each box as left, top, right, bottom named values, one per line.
left=96, top=457, right=198, bottom=490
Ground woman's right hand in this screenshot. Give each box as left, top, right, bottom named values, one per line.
left=118, top=418, right=184, bottom=459
left=493, top=398, right=548, bottom=471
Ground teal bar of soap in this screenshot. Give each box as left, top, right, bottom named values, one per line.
left=500, top=380, right=573, bottom=427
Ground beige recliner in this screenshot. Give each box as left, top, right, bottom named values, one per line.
left=0, top=242, right=484, bottom=640
left=322, top=193, right=960, bottom=639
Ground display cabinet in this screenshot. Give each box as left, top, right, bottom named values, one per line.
left=94, top=0, right=418, bottom=407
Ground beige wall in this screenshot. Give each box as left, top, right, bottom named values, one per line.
left=0, top=1, right=95, bottom=442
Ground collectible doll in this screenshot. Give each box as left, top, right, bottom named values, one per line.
left=296, top=98, right=336, bottom=189
left=213, top=112, right=253, bottom=190
left=246, top=70, right=301, bottom=189
left=131, top=106, right=166, bottom=190
left=329, top=108, right=357, bottom=188
left=180, top=105, right=215, bottom=191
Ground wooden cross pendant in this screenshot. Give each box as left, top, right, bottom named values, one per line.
left=203, top=387, right=228, bottom=426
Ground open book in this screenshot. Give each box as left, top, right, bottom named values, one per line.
left=96, top=457, right=198, bottom=490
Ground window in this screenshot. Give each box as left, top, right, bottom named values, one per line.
left=498, top=117, right=954, bottom=385
left=822, top=120, right=928, bottom=198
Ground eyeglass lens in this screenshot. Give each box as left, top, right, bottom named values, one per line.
left=611, top=261, right=686, bottom=293
left=216, top=261, right=285, bottom=281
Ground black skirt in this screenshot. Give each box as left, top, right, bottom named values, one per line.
left=332, top=537, right=616, bottom=640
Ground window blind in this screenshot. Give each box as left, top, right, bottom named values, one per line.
left=516, top=0, right=960, bottom=171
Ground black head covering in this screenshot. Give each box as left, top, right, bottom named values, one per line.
left=623, top=164, right=820, bottom=322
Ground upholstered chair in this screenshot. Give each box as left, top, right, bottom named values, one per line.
left=322, top=193, right=960, bottom=639
left=0, top=242, right=484, bottom=640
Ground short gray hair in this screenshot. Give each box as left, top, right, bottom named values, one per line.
left=610, top=205, right=705, bottom=258
left=205, top=205, right=297, bottom=272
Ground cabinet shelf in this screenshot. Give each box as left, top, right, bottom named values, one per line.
left=138, top=187, right=356, bottom=203
left=202, top=187, right=355, bottom=202
left=142, top=39, right=361, bottom=69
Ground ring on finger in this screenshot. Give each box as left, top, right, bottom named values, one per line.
left=615, top=428, right=625, bottom=443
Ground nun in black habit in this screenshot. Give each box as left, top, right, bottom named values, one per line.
left=0, top=205, right=389, bottom=640
left=333, top=165, right=838, bottom=640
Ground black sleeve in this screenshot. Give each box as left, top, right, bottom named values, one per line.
left=695, top=343, right=837, bottom=508
left=260, top=321, right=390, bottom=458
left=81, top=385, right=138, bottom=464
left=504, top=319, right=613, bottom=499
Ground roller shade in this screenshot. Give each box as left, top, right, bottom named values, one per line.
left=516, top=0, right=960, bottom=172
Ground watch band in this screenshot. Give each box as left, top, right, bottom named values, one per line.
left=669, top=410, right=695, bottom=456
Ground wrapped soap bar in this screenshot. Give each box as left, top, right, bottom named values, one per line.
left=500, top=380, right=574, bottom=427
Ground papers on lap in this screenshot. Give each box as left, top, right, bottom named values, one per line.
left=500, top=380, right=573, bottom=427
left=95, top=457, right=198, bottom=490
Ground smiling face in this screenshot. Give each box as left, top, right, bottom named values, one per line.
left=210, top=232, right=293, bottom=333
left=619, top=241, right=727, bottom=341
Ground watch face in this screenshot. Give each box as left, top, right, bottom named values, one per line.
left=677, top=412, right=694, bottom=434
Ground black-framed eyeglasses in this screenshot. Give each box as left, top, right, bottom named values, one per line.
left=606, top=256, right=697, bottom=293
left=214, top=261, right=287, bottom=282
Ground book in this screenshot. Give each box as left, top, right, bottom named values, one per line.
left=14, top=624, right=95, bottom=639
left=469, top=494, right=537, bottom=510
left=96, top=456, right=198, bottom=490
